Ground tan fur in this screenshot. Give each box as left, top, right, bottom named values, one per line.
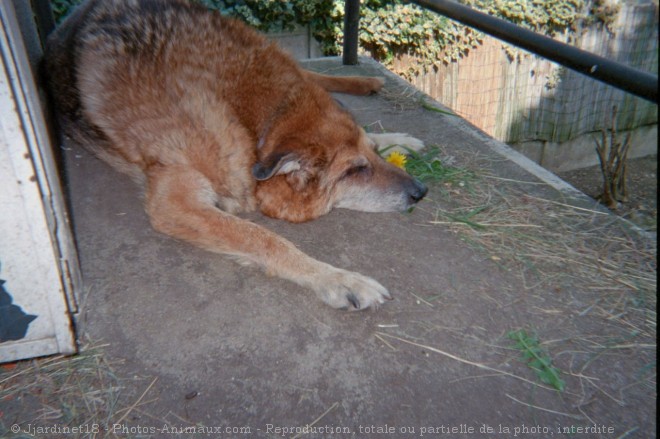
left=44, top=0, right=427, bottom=310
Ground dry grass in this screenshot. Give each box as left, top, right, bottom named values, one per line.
left=1, top=340, right=118, bottom=436
left=1, top=337, right=232, bottom=438
left=383, top=144, right=658, bottom=423
left=1, top=137, right=655, bottom=436
left=416, top=155, right=656, bottom=332
left=0, top=337, right=162, bottom=438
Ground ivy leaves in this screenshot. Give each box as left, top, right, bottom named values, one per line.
left=466, top=0, right=587, bottom=35
left=51, top=0, right=606, bottom=79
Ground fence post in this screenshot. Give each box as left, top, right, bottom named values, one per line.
left=343, top=0, right=360, bottom=65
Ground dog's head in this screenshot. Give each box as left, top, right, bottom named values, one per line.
left=252, top=86, right=427, bottom=223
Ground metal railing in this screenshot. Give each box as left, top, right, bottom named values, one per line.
left=342, top=0, right=658, bottom=103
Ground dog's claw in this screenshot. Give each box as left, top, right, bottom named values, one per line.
left=347, top=293, right=361, bottom=310
left=314, top=267, right=390, bottom=311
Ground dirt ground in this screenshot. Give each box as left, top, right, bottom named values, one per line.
left=1, top=58, right=656, bottom=439
left=558, top=156, right=658, bottom=232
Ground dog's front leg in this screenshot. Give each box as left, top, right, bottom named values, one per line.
left=145, top=166, right=391, bottom=310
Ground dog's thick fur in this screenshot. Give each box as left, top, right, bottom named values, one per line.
left=44, top=0, right=427, bottom=310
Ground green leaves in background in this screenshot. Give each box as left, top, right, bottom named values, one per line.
left=50, top=0, right=615, bottom=77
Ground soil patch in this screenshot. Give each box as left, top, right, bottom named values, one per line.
left=558, top=155, right=657, bottom=232
left=1, top=58, right=655, bottom=439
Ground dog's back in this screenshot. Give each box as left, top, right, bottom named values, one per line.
left=44, top=0, right=427, bottom=311
left=46, top=0, right=298, bottom=184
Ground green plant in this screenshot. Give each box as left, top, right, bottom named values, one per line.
left=49, top=0, right=619, bottom=76
left=316, top=0, right=483, bottom=77
left=584, top=0, right=621, bottom=33
left=405, top=146, right=474, bottom=186
left=341, top=0, right=606, bottom=74
left=49, top=0, right=335, bottom=29
left=508, top=329, right=565, bottom=391
left=197, top=0, right=334, bottom=34
left=49, top=0, right=83, bottom=22
left=466, top=0, right=588, bottom=35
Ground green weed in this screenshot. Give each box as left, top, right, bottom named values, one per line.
left=420, top=99, right=457, bottom=116
left=395, top=145, right=474, bottom=186
left=508, top=329, right=565, bottom=392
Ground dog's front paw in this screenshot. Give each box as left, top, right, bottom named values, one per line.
left=367, top=132, right=425, bottom=154
left=313, top=267, right=391, bottom=311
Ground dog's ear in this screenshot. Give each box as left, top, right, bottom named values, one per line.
left=252, top=152, right=300, bottom=181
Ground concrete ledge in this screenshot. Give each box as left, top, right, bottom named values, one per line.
left=60, top=56, right=655, bottom=436
left=306, top=56, right=654, bottom=239
left=511, top=124, right=657, bottom=173
left=267, top=25, right=323, bottom=60
left=309, top=57, right=594, bottom=200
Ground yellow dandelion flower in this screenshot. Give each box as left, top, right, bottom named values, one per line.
left=386, top=151, right=408, bottom=169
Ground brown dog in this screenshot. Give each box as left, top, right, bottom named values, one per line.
left=44, top=0, right=427, bottom=310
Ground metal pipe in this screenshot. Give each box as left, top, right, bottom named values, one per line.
left=411, top=0, right=657, bottom=103
left=342, top=0, right=360, bottom=65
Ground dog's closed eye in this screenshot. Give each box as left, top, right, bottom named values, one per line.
left=343, top=163, right=372, bottom=179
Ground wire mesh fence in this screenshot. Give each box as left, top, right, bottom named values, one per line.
left=398, top=1, right=657, bottom=147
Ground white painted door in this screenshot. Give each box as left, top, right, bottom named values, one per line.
left=0, top=0, right=78, bottom=362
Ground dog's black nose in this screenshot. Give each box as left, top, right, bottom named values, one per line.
left=409, top=179, right=428, bottom=203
